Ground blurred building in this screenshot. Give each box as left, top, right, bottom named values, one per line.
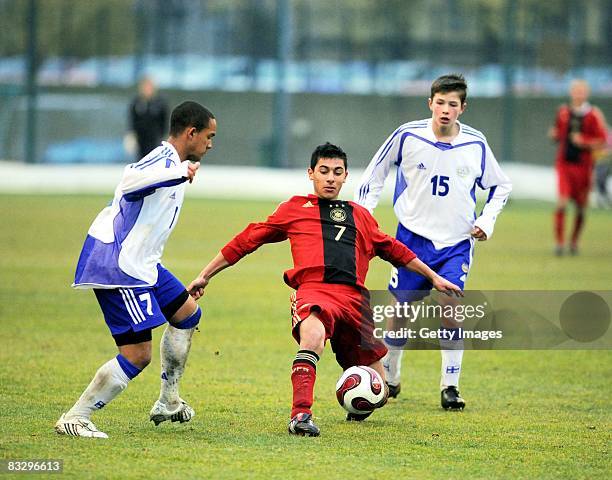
left=1, top=0, right=612, bottom=166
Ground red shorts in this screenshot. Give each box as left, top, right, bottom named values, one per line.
left=290, top=283, right=387, bottom=370
left=557, top=163, right=593, bottom=207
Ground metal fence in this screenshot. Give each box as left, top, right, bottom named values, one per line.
left=1, top=0, right=612, bottom=165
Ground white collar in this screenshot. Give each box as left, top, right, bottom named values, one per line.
left=571, top=102, right=592, bottom=116
left=161, top=141, right=182, bottom=162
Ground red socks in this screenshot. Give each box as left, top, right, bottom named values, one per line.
left=570, top=211, right=584, bottom=247
left=555, top=207, right=585, bottom=249
left=290, top=350, right=319, bottom=418
left=554, top=208, right=565, bottom=246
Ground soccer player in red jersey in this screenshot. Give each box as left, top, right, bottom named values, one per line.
left=549, top=80, right=607, bottom=255
left=188, top=143, right=462, bottom=436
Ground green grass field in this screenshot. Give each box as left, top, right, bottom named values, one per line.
left=0, top=194, right=610, bottom=479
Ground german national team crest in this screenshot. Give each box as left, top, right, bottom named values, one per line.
left=330, top=208, right=347, bottom=222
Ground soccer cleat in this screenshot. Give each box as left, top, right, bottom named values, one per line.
left=149, top=398, right=195, bottom=426
left=569, top=244, right=579, bottom=256
left=54, top=413, right=108, bottom=439
left=441, top=386, right=465, bottom=410
left=554, top=245, right=564, bottom=257
left=387, top=382, right=401, bottom=399
left=346, top=411, right=373, bottom=422
left=288, top=412, right=320, bottom=437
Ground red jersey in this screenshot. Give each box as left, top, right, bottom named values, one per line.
left=221, top=194, right=416, bottom=290
left=553, top=104, right=607, bottom=168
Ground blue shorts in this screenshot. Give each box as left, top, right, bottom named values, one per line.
left=389, top=224, right=473, bottom=302
left=94, top=264, right=188, bottom=336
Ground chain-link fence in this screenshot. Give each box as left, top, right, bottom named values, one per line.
left=1, top=0, right=612, bottom=165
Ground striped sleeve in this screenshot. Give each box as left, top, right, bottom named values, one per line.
left=354, top=125, right=405, bottom=212
left=473, top=142, right=512, bottom=239
left=120, top=161, right=189, bottom=199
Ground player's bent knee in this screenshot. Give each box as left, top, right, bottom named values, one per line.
left=172, top=305, right=201, bottom=330
left=300, top=336, right=324, bottom=354
left=134, top=348, right=152, bottom=369
left=138, top=355, right=152, bottom=369
left=169, top=294, right=199, bottom=324
left=299, top=318, right=326, bottom=353
left=119, top=341, right=152, bottom=370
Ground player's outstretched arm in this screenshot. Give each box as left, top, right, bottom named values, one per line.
left=121, top=160, right=198, bottom=199
left=188, top=202, right=290, bottom=300
left=404, top=257, right=464, bottom=297
left=188, top=252, right=231, bottom=300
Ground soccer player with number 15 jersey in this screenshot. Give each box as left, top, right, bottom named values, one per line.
left=355, top=74, right=512, bottom=410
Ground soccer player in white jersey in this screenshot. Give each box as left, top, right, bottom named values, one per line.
left=355, top=74, right=512, bottom=410
left=54, top=101, right=217, bottom=438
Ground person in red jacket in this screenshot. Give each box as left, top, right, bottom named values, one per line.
left=549, top=79, right=607, bottom=255
left=188, top=142, right=462, bottom=437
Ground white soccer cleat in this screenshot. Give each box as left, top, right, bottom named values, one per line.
left=54, top=413, right=108, bottom=439
left=149, top=398, right=195, bottom=426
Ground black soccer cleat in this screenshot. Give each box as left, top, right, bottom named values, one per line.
left=441, top=386, right=465, bottom=410
left=288, top=412, right=320, bottom=437
left=387, top=382, right=401, bottom=399
left=346, top=412, right=373, bottom=422
left=346, top=411, right=373, bottom=422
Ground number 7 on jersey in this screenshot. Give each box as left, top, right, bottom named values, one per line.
left=334, top=225, right=346, bottom=241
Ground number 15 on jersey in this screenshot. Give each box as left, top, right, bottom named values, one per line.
left=431, top=175, right=450, bottom=196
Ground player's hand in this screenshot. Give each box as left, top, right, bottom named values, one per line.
left=186, top=161, right=200, bottom=183
left=470, top=227, right=487, bottom=241
left=432, top=275, right=464, bottom=297
left=187, top=275, right=209, bottom=300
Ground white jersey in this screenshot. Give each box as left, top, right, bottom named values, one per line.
left=355, top=119, right=512, bottom=249
left=73, top=142, right=190, bottom=289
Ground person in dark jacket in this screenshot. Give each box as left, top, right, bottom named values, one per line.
left=129, top=77, right=169, bottom=160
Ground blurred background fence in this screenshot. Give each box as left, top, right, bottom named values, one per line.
left=1, top=0, right=612, bottom=168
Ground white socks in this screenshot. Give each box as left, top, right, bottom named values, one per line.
left=66, top=357, right=131, bottom=419
left=382, top=349, right=403, bottom=386
left=64, top=321, right=196, bottom=420
left=158, top=325, right=195, bottom=408
left=383, top=343, right=464, bottom=390
left=440, top=338, right=464, bottom=390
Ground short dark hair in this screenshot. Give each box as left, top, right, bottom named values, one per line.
left=310, top=142, right=348, bottom=169
left=170, top=101, right=215, bottom=136
left=430, top=74, right=468, bottom=104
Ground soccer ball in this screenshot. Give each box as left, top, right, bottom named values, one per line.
left=335, top=365, right=387, bottom=414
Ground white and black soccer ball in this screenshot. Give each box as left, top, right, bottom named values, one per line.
left=335, top=365, right=387, bottom=414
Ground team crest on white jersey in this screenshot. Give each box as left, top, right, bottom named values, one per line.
left=456, top=166, right=470, bottom=177
left=330, top=208, right=347, bottom=222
